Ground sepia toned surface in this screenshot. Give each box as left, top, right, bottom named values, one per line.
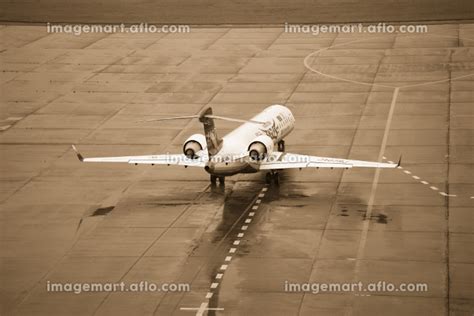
left=0, top=23, right=473, bottom=315
left=1, top=0, right=474, bottom=24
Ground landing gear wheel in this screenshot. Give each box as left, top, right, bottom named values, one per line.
left=265, top=172, right=280, bottom=185
left=278, top=140, right=285, bottom=152
left=274, top=172, right=280, bottom=185
left=210, top=175, right=217, bottom=184
left=218, top=177, right=225, bottom=185
left=265, top=172, right=272, bottom=184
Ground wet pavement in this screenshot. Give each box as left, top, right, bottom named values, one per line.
left=0, top=23, right=473, bottom=315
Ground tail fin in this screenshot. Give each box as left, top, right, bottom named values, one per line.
left=138, top=107, right=266, bottom=157
left=198, top=107, right=222, bottom=156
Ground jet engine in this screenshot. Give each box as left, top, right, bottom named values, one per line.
left=248, top=135, right=274, bottom=161
left=183, top=134, right=207, bottom=158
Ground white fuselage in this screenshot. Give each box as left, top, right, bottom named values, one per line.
left=205, top=105, right=295, bottom=176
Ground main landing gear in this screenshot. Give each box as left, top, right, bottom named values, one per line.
left=210, top=175, right=225, bottom=185
left=265, top=171, right=280, bottom=185
left=277, top=140, right=285, bottom=152
left=267, top=140, right=285, bottom=185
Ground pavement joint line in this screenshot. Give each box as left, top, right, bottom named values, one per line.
left=216, top=273, right=223, bottom=279
left=237, top=233, right=244, bottom=238
left=6, top=116, right=23, bottom=121
left=245, top=218, right=252, bottom=223
left=249, top=212, right=255, bottom=216
left=220, top=264, right=228, bottom=270
left=233, top=240, right=241, bottom=245
left=225, top=256, right=232, bottom=262
left=241, top=225, right=248, bottom=230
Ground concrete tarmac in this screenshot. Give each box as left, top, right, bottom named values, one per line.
left=0, top=23, right=473, bottom=315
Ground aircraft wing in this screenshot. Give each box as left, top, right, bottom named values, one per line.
left=259, top=152, right=399, bottom=170
left=71, top=145, right=207, bottom=167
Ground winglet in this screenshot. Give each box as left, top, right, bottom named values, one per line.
left=396, top=155, right=402, bottom=168
left=71, top=145, right=84, bottom=162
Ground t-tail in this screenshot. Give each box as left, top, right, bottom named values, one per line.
left=198, top=107, right=222, bottom=156
left=138, top=106, right=266, bottom=157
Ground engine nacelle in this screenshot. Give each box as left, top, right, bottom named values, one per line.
left=183, top=134, right=207, bottom=158
left=248, top=135, right=274, bottom=161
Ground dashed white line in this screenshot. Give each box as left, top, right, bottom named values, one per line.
left=386, top=157, right=467, bottom=199
left=439, top=192, right=457, bottom=197
left=0, top=125, right=12, bottom=131
left=192, top=188, right=265, bottom=315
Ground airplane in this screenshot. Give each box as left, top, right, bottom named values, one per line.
left=72, top=104, right=400, bottom=185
